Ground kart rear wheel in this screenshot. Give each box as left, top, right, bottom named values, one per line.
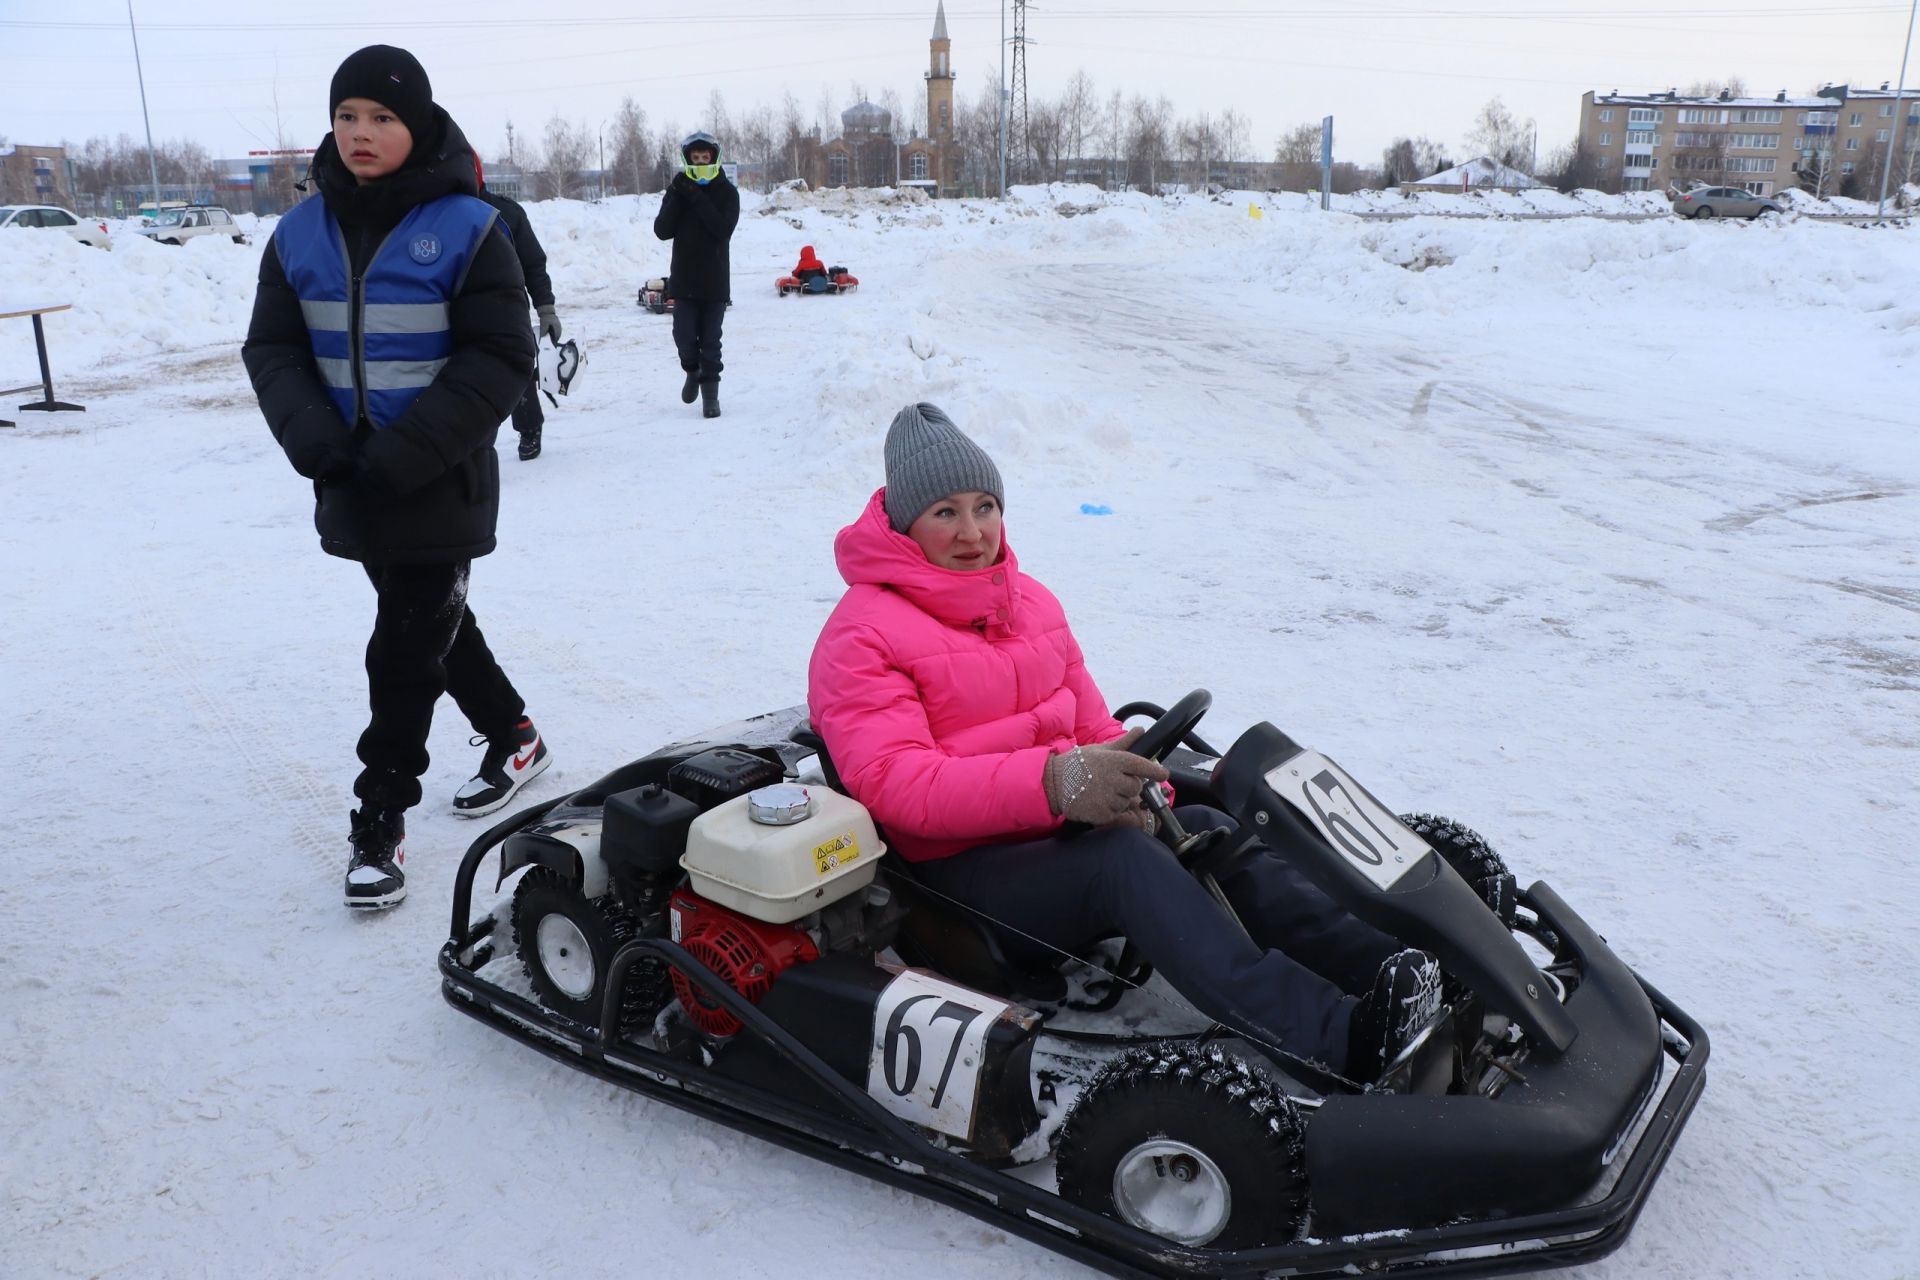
left=511, top=867, right=669, bottom=1032
left=1055, top=1044, right=1308, bottom=1249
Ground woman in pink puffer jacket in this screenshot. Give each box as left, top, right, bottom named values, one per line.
left=807, top=404, right=1440, bottom=1083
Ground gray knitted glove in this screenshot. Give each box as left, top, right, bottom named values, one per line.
left=1043, top=728, right=1170, bottom=827
left=536, top=305, right=562, bottom=342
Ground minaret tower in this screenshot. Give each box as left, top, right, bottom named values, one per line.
left=926, top=1, right=956, bottom=189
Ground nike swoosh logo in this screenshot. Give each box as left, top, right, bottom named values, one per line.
left=512, top=737, right=540, bottom=771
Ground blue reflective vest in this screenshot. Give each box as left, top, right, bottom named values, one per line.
left=274, top=194, right=501, bottom=429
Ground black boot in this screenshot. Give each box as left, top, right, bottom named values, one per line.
left=680, top=370, right=700, bottom=404
left=701, top=381, right=721, bottom=419
left=345, top=806, right=407, bottom=910
left=517, top=427, right=541, bottom=461
left=1347, top=948, right=1442, bottom=1083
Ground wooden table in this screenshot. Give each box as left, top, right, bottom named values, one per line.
left=0, top=302, right=84, bottom=428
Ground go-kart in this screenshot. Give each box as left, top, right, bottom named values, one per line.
left=777, top=265, right=858, bottom=296
left=440, top=692, right=1707, bottom=1278
left=638, top=276, right=673, bottom=314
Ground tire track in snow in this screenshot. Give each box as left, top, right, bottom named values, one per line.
left=126, top=575, right=342, bottom=880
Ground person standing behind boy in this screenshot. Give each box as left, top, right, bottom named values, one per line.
left=653, top=130, right=738, bottom=419
left=476, top=158, right=560, bottom=461
left=242, top=45, right=553, bottom=910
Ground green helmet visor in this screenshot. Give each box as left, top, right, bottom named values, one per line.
left=683, top=161, right=721, bottom=184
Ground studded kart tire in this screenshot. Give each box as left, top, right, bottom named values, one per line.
left=1055, top=1044, right=1308, bottom=1249
left=1400, top=813, right=1517, bottom=925
left=511, top=867, right=670, bottom=1031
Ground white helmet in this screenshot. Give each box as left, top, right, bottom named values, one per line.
left=536, top=337, right=584, bottom=407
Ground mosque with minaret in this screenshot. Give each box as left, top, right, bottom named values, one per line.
left=793, top=1, right=962, bottom=196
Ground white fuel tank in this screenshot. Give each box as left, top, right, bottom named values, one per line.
left=680, top=784, right=886, bottom=923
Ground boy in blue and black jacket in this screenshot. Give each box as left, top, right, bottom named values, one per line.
left=243, top=45, right=553, bottom=910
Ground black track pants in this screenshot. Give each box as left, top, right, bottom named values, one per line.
left=671, top=298, right=725, bottom=384
left=353, top=561, right=525, bottom=811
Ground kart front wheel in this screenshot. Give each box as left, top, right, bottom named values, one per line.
left=1055, top=1044, right=1308, bottom=1249
left=1399, top=813, right=1517, bottom=924
left=510, top=867, right=668, bottom=1031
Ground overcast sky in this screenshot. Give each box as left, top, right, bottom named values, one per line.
left=2, top=0, right=1912, bottom=167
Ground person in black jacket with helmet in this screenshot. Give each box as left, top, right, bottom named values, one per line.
left=476, top=156, right=560, bottom=461
left=242, top=44, right=554, bottom=910
left=653, top=130, right=738, bottom=419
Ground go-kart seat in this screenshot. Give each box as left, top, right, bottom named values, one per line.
left=789, top=721, right=1069, bottom=1002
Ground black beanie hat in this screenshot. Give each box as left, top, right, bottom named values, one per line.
left=329, top=45, right=435, bottom=151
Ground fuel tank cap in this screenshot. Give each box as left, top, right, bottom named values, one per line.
left=747, top=783, right=814, bottom=826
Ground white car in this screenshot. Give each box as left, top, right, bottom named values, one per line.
left=138, top=205, right=249, bottom=246
left=0, top=204, right=112, bottom=249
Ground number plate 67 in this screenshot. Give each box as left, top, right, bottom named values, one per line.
left=1265, top=750, right=1432, bottom=891
left=868, top=971, right=1010, bottom=1141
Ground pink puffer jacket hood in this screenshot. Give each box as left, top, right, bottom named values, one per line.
left=807, top=489, right=1125, bottom=862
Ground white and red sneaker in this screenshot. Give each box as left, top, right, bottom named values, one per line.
left=345, top=806, right=407, bottom=909
left=452, top=717, right=551, bottom=817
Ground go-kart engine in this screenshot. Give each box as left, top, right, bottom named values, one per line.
left=669, top=888, right=819, bottom=1036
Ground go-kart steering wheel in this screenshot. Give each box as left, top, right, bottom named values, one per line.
left=1124, top=688, right=1211, bottom=763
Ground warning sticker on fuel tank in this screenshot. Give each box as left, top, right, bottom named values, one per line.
left=812, top=831, right=861, bottom=876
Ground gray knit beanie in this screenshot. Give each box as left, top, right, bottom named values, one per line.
left=883, top=403, right=1004, bottom=533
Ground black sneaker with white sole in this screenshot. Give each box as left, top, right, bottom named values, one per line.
left=1347, top=948, right=1444, bottom=1084
left=452, top=716, right=550, bottom=817
left=345, top=806, right=406, bottom=910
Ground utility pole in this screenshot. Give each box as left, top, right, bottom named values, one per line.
left=127, top=0, right=162, bottom=218
left=1878, top=0, right=1918, bottom=217
left=598, top=128, right=606, bottom=201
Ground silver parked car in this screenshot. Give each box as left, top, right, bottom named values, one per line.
left=1671, top=186, right=1783, bottom=220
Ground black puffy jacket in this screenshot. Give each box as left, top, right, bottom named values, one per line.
left=653, top=171, right=739, bottom=303
left=242, top=108, right=534, bottom=564
left=480, top=190, right=554, bottom=308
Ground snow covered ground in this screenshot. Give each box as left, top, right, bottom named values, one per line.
left=4, top=186, right=1917, bottom=1278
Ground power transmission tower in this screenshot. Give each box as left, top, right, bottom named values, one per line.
left=1010, top=0, right=1033, bottom=185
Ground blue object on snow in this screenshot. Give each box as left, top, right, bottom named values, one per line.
left=1079, top=503, right=1113, bottom=516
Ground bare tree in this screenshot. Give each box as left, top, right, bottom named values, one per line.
left=1101, top=89, right=1125, bottom=189
left=737, top=104, right=775, bottom=192
left=1125, top=95, right=1174, bottom=193
left=1541, top=138, right=1607, bottom=193
left=1466, top=96, right=1534, bottom=169
left=1060, top=70, right=1096, bottom=181
left=1270, top=122, right=1325, bottom=191
left=703, top=90, right=734, bottom=161
left=1681, top=77, right=1749, bottom=99
left=1275, top=122, right=1320, bottom=167
left=530, top=114, right=593, bottom=200
left=1028, top=100, right=1066, bottom=182
left=1217, top=106, right=1251, bottom=182
left=1379, top=135, right=1452, bottom=186
left=609, top=96, right=651, bottom=195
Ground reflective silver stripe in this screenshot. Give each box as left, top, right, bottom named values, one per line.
left=315, top=357, right=354, bottom=389
left=301, top=300, right=350, bottom=331
left=364, top=358, right=448, bottom=390
left=364, top=302, right=450, bottom=334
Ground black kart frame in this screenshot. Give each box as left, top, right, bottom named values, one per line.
left=439, top=783, right=1709, bottom=1280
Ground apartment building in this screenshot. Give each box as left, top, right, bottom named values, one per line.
left=1577, top=83, right=1919, bottom=197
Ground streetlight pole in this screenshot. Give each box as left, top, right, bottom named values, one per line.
left=125, top=0, right=161, bottom=217
left=1878, top=0, right=1918, bottom=217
